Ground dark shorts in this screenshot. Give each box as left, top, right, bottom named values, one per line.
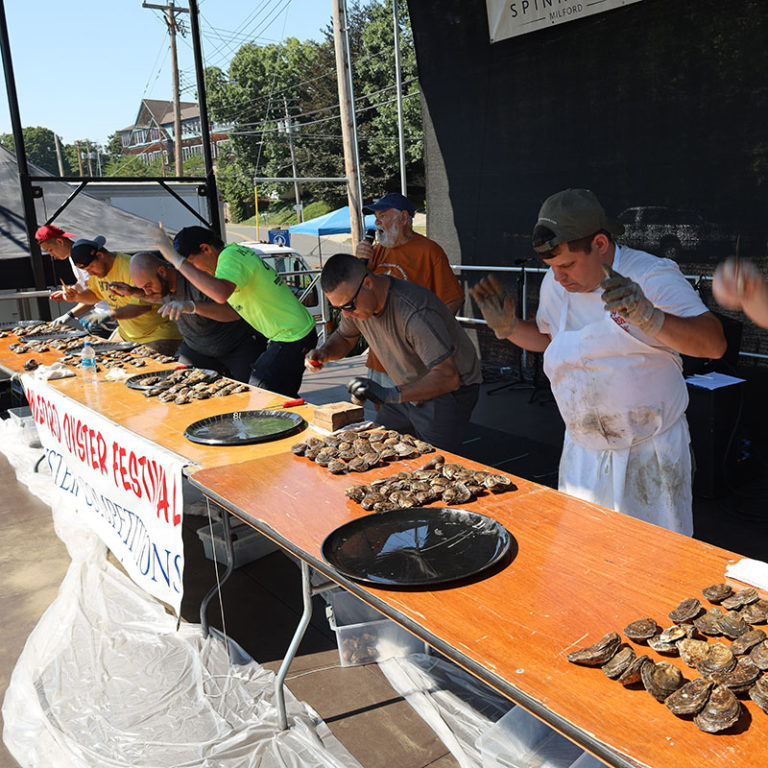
left=178, top=332, right=267, bottom=383
left=376, top=383, right=479, bottom=454
left=248, top=327, right=318, bottom=398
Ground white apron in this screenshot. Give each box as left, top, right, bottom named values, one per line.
left=543, top=247, right=693, bottom=535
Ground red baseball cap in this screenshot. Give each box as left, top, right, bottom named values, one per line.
left=35, top=224, right=76, bottom=244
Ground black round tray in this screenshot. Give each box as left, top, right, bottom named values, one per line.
left=184, top=410, right=306, bottom=446
left=125, top=368, right=219, bottom=391
left=69, top=341, right=137, bottom=353
left=322, top=507, right=511, bottom=587
left=19, top=329, right=87, bottom=342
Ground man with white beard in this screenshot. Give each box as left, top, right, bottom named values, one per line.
left=354, top=192, right=464, bottom=387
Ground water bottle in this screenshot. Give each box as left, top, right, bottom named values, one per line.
left=81, top=341, right=97, bottom=379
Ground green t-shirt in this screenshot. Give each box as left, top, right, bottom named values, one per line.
left=88, top=253, right=181, bottom=344
left=215, top=243, right=314, bottom=342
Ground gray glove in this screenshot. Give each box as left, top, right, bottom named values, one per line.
left=159, top=300, right=195, bottom=321
left=80, top=309, right=114, bottom=330
left=468, top=275, right=519, bottom=339
left=601, top=266, right=665, bottom=336
left=148, top=222, right=185, bottom=269
left=50, top=311, right=74, bottom=327
left=347, top=377, right=401, bottom=406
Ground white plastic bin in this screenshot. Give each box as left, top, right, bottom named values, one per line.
left=197, top=520, right=279, bottom=569
left=569, top=753, right=605, bottom=768
left=475, top=706, right=584, bottom=768
left=326, top=588, right=425, bottom=666
left=7, top=406, right=40, bottom=447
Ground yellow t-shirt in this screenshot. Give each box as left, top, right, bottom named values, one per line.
left=87, top=253, right=182, bottom=344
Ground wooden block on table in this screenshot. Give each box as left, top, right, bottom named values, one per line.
left=312, top=401, right=364, bottom=432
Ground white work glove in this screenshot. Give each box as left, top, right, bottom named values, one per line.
left=600, top=265, right=665, bottom=336
left=50, top=311, right=74, bottom=327
left=304, top=348, right=327, bottom=372
left=159, top=300, right=195, bottom=321
left=80, top=308, right=114, bottom=330
left=712, top=257, right=764, bottom=311
left=468, top=275, right=519, bottom=339
left=148, top=222, right=185, bottom=269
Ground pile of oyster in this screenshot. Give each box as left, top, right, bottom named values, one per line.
left=291, top=430, right=436, bottom=475
left=137, top=369, right=248, bottom=404
left=566, top=582, right=768, bottom=733
left=12, top=321, right=74, bottom=337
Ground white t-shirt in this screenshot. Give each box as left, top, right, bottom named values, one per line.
left=536, top=245, right=708, bottom=350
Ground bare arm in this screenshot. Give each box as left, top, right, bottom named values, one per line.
left=501, top=319, right=552, bottom=352
left=655, top=311, right=726, bottom=359
left=399, top=355, right=460, bottom=402
left=112, top=304, right=153, bottom=320
left=192, top=301, right=242, bottom=322
left=176, top=259, right=236, bottom=304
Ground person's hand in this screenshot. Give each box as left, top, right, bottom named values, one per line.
left=304, top=348, right=327, bottom=372
left=51, top=284, right=78, bottom=302
left=50, top=311, right=74, bottom=326
left=468, top=275, right=519, bottom=339
left=355, top=240, right=374, bottom=260
left=80, top=309, right=114, bottom=330
left=50, top=290, right=66, bottom=302
left=712, top=257, right=763, bottom=311
left=600, top=265, right=665, bottom=336
left=108, top=281, right=137, bottom=297
left=148, top=222, right=185, bottom=268
left=158, top=300, right=195, bottom=321
left=347, top=376, right=401, bottom=406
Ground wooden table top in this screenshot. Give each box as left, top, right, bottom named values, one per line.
left=189, top=450, right=767, bottom=768
left=0, top=334, right=318, bottom=470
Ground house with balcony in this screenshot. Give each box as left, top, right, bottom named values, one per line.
left=117, top=98, right=230, bottom=168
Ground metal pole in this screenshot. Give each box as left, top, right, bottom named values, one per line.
left=393, top=0, right=407, bottom=196
left=187, top=0, right=222, bottom=237
left=0, top=0, right=50, bottom=317
left=168, top=3, right=184, bottom=177
left=283, top=97, right=303, bottom=223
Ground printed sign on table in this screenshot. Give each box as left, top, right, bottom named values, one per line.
left=22, top=376, right=186, bottom=616
left=486, top=0, right=643, bottom=42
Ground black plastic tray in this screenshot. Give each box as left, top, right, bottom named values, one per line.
left=125, top=368, right=219, bottom=391
left=68, top=341, right=137, bottom=353
left=184, top=410, right=306, bottom=446
left=19, top=329, right=87, bottom=342
left=322, top=507, right=512, bottom=587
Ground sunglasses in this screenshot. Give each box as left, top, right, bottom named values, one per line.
left=333, top=274, right=366, bottom=312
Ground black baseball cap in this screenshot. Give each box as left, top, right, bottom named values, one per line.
left=70, top=236, right=107, bottom=267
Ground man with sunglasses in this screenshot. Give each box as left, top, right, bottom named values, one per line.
left=305, top=253, right=481, bottom=453
left=151, top=225, right=316, bottom=398
left=470, top=189, right=726, bottom=535
left=65, top=237, right=182, bottom=354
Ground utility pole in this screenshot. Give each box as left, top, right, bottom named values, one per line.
left=393, top=0, right=407, bottom=196
left=85, top=140, right=94, bottom=176
left=53, top=132, right=65, bottom=175
left=282, top=96, right=303, bottom=223
left=143, top=1, right=189, bottom=177
left=332, top=0, right=363, bottom=242
left=75, top=141, right=84, bottom=176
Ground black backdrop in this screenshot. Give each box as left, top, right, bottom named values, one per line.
left=406, top=0, right=768, bottom=270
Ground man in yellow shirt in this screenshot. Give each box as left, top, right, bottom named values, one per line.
left=65, top=237, right=181, bottom=354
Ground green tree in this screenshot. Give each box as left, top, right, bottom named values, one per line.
left=0, top=126, right=72, bottom=175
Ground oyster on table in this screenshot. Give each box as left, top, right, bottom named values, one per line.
left=665, top=677, right=713, bottom=716
left=566, top=632, right=621, bottom=666
left=693, top=685, right=741, bottom=733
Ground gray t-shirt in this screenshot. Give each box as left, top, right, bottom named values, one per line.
left=338, top=277, right=482, bottom=389
left=168, top=273, right=255, bottom=356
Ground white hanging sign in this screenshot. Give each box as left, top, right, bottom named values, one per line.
left=486, top=0, right=643, bottom=42
left=23, top=376, right=186, bottom=616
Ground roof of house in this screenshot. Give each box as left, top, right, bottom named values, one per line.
left=119, top=98, right=200, bottom=132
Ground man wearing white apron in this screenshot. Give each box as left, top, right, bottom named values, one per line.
left=471, top=189, right=726, bottom=535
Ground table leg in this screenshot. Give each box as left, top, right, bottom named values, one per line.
left=200, top=507, right=236, bottom=637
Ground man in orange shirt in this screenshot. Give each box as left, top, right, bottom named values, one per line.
left=354, top=193, right=464, bottom=386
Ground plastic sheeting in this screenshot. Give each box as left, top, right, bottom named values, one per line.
left=1, top=417, right=362, bottom=768
left=378, top=653, right=514, bottom=768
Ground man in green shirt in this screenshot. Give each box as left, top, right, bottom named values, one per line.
left=152, top=225, right=316, bottom=397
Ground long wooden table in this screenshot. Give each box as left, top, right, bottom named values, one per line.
left=189, top=450, right=767, bottom=768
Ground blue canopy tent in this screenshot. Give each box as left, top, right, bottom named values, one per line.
left=289, top=206, right=375, bottom=262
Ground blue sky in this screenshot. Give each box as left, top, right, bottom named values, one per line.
left=0, top=0, right=335, bottom=147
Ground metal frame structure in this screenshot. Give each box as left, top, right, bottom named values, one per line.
left=0, top=0, right=221, bottom=321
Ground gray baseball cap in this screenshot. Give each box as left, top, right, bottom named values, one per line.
left=532, top=189, right=624, bottom=253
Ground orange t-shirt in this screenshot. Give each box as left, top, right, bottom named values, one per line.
left=366, top=233, right=464, bottom=372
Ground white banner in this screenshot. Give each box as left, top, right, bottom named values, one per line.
left=22, top=376, right=186, bottom=616
left=486, top=0, right=643, bottom=42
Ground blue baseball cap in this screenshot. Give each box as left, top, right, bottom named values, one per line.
left=363, top=192, right=415, bottom=217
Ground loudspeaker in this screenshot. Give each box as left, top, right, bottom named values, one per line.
left=686, top=380, right=744, bottom=498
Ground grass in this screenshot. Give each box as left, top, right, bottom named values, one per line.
left=239, top=200, right=333, bottom=227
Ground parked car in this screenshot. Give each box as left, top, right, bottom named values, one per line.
left=237, top=241, right=323, bottom=321
left=616, top=206, right=737, bottom=262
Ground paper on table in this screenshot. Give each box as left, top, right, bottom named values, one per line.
left=725, top=558, right=768, bottom=592
left=685, top=372, right=746, bottom=390
left=32, top=362, right=75, bottom=380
